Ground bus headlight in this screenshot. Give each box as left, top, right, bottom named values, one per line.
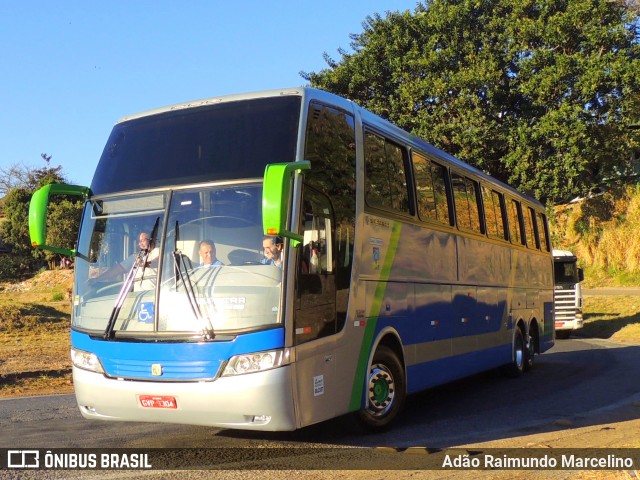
left=71, top=347, right=105, bottom=374
left=222, top=349, right=289, bottom=376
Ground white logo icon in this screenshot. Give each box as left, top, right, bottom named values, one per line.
left=8, top=450, right=40, bottom=468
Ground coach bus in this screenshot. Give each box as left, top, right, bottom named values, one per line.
left=29, top=87, right=554, bottom=431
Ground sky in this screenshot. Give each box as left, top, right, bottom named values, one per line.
left=0, top=1, right=420, bottom=187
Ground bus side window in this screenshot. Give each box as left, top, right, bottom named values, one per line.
left=525, top=206, right=538, bottom=249
left=507, top=198, right=524, bottom=245
left=364, top=131, right=410, bottom=214
left=452, top=173, right=482, bottom=233
left=537, top=211, right=551, bottom=252
left=483, top=186, right=507, bottom=240
left=412, top=152, right=451, bottom=226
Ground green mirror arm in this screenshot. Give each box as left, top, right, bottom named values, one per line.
left=29, top=183, right=90, bottom=257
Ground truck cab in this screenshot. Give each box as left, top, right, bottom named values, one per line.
left=552, top=249, right=584, bottom=339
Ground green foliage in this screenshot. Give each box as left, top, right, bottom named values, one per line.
left=0, top=255, right=27, bottom=281
left=45, top=199, right=83, bottom=263
left=0, top=187, right=34, bottom=257
left=302, top=0, right=640, bottom=204
left=0, top=157, right=75, bottom=279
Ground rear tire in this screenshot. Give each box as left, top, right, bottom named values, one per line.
left=506, top=327, right=526, bottom=378
left=355, top=345, right=406, bottom=431
left=524, top=328, right=536, bottom=372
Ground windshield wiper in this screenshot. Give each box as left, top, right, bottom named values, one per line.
left=173, top=221, right=215, bottom=340
left=104, top=218, right=159, bottom=340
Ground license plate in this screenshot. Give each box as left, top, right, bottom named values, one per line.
left=139, top=395, right=177, bottom=409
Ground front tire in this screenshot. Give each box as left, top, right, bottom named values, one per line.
left=355, top=345, right=406, bottom=431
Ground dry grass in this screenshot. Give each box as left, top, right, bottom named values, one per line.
left=554, top=185, right=640, bottom=283
left=0, top=269, right=74, bottom=398
left=582, top=295, right=640, bottom=343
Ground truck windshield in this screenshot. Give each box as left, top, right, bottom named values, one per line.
left=554, top=260, right=578, bottom=285
left=73, top=184, right=282, bottom=337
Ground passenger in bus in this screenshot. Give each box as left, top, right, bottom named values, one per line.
left=261, top=235, right=283, bottom=268
left=198, top=240, right=224, bottom=267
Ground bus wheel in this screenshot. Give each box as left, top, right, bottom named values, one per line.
left=506, top=327, right=525, bottom=378
left=356, top=345, right=406, bottom=431
left=524, top=329, right=536, bottom=372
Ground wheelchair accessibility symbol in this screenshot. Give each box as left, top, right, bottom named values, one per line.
left=138, top=302, right=154, bottom=323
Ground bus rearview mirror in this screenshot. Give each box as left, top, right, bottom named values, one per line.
left=262, top=161, right=310, bottom=242
left=29, top=183, right=90, bottom=257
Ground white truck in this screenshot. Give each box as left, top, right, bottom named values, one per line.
left=553, top=249, right=584, bottom=339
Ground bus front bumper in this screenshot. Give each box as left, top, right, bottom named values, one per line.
left=72, top=365, right=298, bottom=431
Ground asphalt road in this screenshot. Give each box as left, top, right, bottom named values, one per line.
left=2, top=336, right=640, bottom=478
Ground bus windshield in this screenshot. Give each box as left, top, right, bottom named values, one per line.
left=73, top=184, right=282, bottom=337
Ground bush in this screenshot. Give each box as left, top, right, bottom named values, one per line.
left=0, top=255, right=26, bottom=281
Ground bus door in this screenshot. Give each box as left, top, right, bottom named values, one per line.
left=292, top=187, right=338, bottom=427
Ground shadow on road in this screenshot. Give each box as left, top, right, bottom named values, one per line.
left=218, top=339, right=640, bottom=450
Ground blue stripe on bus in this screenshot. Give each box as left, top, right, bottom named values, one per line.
left=71, top=328, right=285, bottom=380
left=405, top=343, right=512, bottom=394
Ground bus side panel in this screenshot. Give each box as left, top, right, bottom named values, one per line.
left=342, top=215, right=554, bottom=412
left=387, top=222, right=458, bottom=284
left=406, top=343, right=512, bottom=393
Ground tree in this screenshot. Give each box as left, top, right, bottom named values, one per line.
left=302, top=0, right=640, bottom=203
left=0, top=153, right=64, bottom=197
left=0, top=155, right=77, bottom=278
left=0, top=187, right=35, bottom=258
left=46, top=199, right=84, bottom=263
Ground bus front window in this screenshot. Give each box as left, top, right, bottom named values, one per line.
left=73, top=184, right=283, bottom=337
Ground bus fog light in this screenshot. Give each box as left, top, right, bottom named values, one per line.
left=252, top=415, right=271, bottom=424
